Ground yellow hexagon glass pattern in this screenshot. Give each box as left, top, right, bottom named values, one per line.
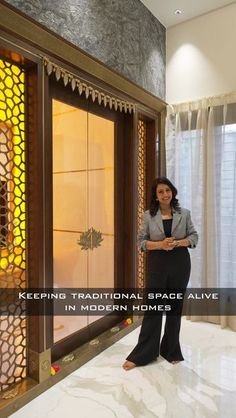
left=0, top=58, right=26, bottom=390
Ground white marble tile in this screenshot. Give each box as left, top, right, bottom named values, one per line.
left=10, top=318, right=236, bottom=418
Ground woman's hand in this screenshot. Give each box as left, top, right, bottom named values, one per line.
left=162, top=237, right=176, bottom=251
left=145, top=237, right=185, bottom=251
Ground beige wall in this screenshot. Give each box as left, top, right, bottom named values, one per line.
left=166, top=3, right=236, bottom=104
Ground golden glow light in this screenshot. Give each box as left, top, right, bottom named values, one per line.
left=0, top=59, right=25, bottom=272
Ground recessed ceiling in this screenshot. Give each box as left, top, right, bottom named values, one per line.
left=140, top=0, right=235, bottom=28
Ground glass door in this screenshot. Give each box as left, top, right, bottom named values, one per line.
left=52, top=99, right=114, bottom=343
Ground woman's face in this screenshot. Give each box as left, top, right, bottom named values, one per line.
left=156, top=183, right=173, bottom=206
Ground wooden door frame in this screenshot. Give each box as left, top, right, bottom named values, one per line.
left=46, top=78, right=136, bottom=359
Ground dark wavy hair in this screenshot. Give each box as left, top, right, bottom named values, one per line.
left=149, top=177, right=180, bottom=217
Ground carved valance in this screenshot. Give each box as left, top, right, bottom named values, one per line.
left=43, top=57, right=135, bottom=114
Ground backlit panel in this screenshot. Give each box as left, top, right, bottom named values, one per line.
left=0, top=59, right=26, bottom=391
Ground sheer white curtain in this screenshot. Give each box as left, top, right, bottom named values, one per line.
left=166, top=95, right=236, bottom=330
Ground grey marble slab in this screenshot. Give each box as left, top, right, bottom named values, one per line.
left=5, top=0, right=166, bottom=99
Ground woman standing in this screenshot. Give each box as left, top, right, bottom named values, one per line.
left=122, top=177, right=198, bottom=370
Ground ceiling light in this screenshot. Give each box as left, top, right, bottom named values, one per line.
left=174, top=9, right=182, bottom=15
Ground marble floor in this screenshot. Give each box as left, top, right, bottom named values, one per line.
left=10, top=318, right=236, bottom=418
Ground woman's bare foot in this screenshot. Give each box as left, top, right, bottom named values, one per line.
left=171, top=360, right=180, bottom=365
left=122, top=360, right=136, bottom=370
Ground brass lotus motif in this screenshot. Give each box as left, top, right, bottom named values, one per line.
left=78, top=227, right=103, bottom=250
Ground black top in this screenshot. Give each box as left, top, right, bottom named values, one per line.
left=163, top=219, right=173, bottom=238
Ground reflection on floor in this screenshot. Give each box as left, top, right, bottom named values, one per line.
left=10, top=318, right=236, bottom=418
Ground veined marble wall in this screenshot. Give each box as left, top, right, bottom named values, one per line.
left=5, top=0, right=166, bottom=99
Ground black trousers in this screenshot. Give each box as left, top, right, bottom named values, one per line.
left=126, top=248, right=191, bottom=365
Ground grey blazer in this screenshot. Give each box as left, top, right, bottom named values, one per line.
left=138, top=207, right=198, bottom=251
